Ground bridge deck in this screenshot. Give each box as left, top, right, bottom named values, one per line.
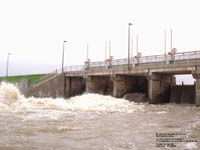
left=65, top=58, right=200, bottom=77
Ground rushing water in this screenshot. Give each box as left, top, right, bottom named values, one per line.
left=0, top=82, right=199, bottom=150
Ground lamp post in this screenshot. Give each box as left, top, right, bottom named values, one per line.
left=136, top=35, right=138, bottom=57
left=170, top=29, right=173, bottom=53
left=87, top=44, right=89, bottom=61
left=128, top=23, right=132, bottom=70
left=85, top=44, right=90, bottom=70
left=62, top=41, right=67, bottom=73
left=164, top=30, right=166, bottom=56
left=6, top=53, right=11, bottom=77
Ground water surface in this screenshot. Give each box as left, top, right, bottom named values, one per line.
left=0, top=82, right=199, bottom=150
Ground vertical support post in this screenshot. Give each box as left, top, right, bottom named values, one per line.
left=164, top=30, right=166, bottom=56
left=87, top=44, right=89, bottom=61
left=128, top=23, right=132, bottom=70
left=192, top=72, right=200, bottom=106
left=136, top=35, right=138, bottom=56
left=131, top=33, right=133, bottom=59
left=105, top=41, right=107, bottom=61
left=170, top=29, right=174, bottom=62
left=109, top=40, right=111, bottom=58
left=85, top=44, right=90, bottom=70
left=105, top=41, right=107, bottom=68
left=164, top=30, right=167, bottom=64
left=6, top=53, right=11, bottom=77
left=170, top=29, right=173, bottom=53
left=136, top=35, right=139, bottom=64
left=62, top=41, right=67, bottom=73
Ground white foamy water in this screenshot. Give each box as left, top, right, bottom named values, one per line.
left=0, top=82, right=144, bottom=113
left=0, top=82, right=199, bottom=150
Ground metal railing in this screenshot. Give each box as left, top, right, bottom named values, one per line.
left=60, top=50, right=200, bottom=72
left=64, top=65, right=85, bottom=72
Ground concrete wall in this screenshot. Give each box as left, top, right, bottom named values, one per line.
left=86, top=76, right=113, bottom=95
left=65, top=77, right=85, bottom=98
left=26, top=74, right=86, bottom=98
left=147, top=73, right=172, bottom=104
left=113, top=75, right=148, bottom=98
left=170, top=85, right=195, bottom=104
left=26, top=73, right=65, bottom=98
left=113, top=75, right=132, bottom=98
left=195, top=80, right=200, bottom=106
left=192, top=73, right=200, bottom=106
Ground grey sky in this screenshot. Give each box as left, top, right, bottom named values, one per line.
left=0, top=0, right=199, bottom=84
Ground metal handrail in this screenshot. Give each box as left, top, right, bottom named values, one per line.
left=60, top=50, right=200, bottom=72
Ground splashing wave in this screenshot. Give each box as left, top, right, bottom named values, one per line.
left=0, top=82, right=145, bottom=113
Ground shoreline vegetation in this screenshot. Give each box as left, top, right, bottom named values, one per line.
left=0, top=74, right=46, bottom=84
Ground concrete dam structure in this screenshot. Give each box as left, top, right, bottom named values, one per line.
left=26, top=50, right=200, bottom=106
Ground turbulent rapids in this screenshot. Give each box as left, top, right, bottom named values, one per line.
left=0, top=82, right=144, bottom=112
left=0, top=82, right=199, bottom=150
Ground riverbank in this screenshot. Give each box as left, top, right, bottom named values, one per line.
left=0, top=74, right=46, bottom=84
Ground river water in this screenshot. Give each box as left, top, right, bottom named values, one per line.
left=0, top=82, right=199, bottom=150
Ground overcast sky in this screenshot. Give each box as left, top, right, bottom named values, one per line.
left=0, top=0, right=199, bottom=82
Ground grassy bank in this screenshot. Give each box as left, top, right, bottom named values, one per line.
left=0, top=74, right=46, bottom=84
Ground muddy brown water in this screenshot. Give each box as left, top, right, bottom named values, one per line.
left=0, top=82, right=199, bottom=150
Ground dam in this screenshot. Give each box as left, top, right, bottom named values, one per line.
left=27, top=50, right=200, bottom=106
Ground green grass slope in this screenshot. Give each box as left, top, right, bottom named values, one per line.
left=0, top=74, right=46, bottom=84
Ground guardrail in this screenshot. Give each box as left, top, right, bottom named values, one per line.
left=64, top=65, right=85, bottom=72
left=61, top=50, right=200, bottom=72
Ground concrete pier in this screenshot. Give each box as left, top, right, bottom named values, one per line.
left=86, top=76, right=113, bottom=95
left=113, top=75, right=147, bottom=98
left=194, top=79, right=200, bottom=106
left=192, top=73, right=200, bottom=106
left=65, top=77, right=85, bottom=98
left=147, top=73, right=172, bottom=104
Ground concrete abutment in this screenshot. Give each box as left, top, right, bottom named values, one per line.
left=26, top=73, right=66, bottom=98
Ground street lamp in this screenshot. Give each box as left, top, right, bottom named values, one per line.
left=62, top=41, right=67, bottom=73
left=6, top=53, right=11, bottom=77
left=128, top=23, right=132, bottom=70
